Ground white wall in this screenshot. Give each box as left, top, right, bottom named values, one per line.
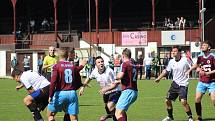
left=33, top=52, right=38, bottom=72
left=0, top=51, right=6, bottom=76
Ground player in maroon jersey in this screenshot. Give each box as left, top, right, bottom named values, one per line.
left=186, top=41, right=215, bottom=121
left=47, top=47, right=86, bottom=121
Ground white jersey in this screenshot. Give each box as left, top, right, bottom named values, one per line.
left=166, top=57, right=191, bottom=87
left=20, top=70, right=50, bottom=90
left=89, top=67, right=121, bottom=94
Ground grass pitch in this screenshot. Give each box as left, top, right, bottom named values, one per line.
left=0, top=78, right=214, bottom=121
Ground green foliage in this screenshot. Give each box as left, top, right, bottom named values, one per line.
left=0, top=79, right=214, bottom=121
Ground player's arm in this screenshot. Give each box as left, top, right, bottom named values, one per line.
left=186, top=63, right=198, bottom=75
left=48, top=65, right=58, bottom=102
left=155, top=69, right=167, bottom=83
left=27, top=86, right=35, bottom=94
left=16, top=83, right=24, bottom=91
left=205, top=70, right=215, bottom=75
left=115, top=71, right=124, bottom=84
left=79, top=77, right=92, bottom=96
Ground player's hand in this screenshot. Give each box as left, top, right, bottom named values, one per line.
left=48, top=97, right=52, bottom=103
left=15, top=84, right=23, bottom=91
left=155, top=78, right=160, bottom=83
left=80, top=59, right=87, bottom=66
left=79, top=86, right=85, bottom=96
left=99, top=88, right=107, bottom=95
left=196, top=67, right=201, bottom=73
left=199, top=70, right=206, bottom=76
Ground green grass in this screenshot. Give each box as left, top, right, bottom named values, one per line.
left=0, top=78, right=214, bottom=121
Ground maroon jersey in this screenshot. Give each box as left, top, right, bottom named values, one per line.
left=197, top=52, right=215, bottom=83
left=49, top=61, right=84, bottom=98
left=120, top=60, right=138, bottom=91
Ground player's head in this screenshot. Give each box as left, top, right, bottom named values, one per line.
left=201, top=40, right=211, bottom=52
left=68, top=48, right=75, bottom=61
left=95, top=56, right=105, bottom=73
left=171, top=46, right=181, bottom=58
left=122, top=48, right=131, bottom=61
left=49, top=46, right=56, bottom=56
left=11, top=68, right=23, bottom=82
left=58, top=47, right=69, bottom=60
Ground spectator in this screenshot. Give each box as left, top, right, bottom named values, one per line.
left=137, top=55, right=144, bottom=80
left=163, top=53, right=171, bottom=79
left=11, top=56, right=18, bottom=69
left=41, top=18, right=50, bottom=31
left=23, top=55, right=30, bottom=71
left=163, top=17, right=168, bottom=28
left=74, top=53, right=80, bottom=66
left=152, top=54, right=160, bottom=78
left=175, top=17, right=180, bottom=29
left=167, top=18, right=174, bottom=29
left=179, top=17, right=185, bottom=30
left=37, top=55, right=44, bottom=75
left=114, top=54, right=121, bottom=76
left=30, top=19, right=35, bottom=33
left=144, top=53, right=153, bottom=80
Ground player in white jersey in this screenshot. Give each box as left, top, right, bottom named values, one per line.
left=155, top=46, right=193, bottom=121
left=79, top=56, right=121, bottom=121
left=11, top=69, right=50, bottom=121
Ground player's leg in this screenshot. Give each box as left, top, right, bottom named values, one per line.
left=208, top=82, right=215, bottom=107
left=47, top=110, right=57, bottom=121
left=67, top=90, right=79, bottom=121
left=107, top=101, right=117, bottom=121
left=195, top=82, right=206, bottom=121
left=115, top=89, right=137, bottom=121
left=179, top=86, right=193, bottom=120
left=24, top=90, right=44, bottom=121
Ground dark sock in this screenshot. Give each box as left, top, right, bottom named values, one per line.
left=167, top=108, right=173, bottom=119
left=27, top=103, right=43, bottom=121
left=110, top=108, right=117, bottom=121
left=195, top=103, right=202, bottom=118
left=105, top=106, right=112, bottom=118
left=63, top=114, right=71, bottom=121
left=186, top=110, right=192, bottom=118
left=118, top=116, right=126, bottom=121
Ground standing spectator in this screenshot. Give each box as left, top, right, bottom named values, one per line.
left=175, top=17, right=180, bottom=29
left=38, top=55, right=44, bottom=75
left=88, top=56, right=95, bottom=73
left=11, top=56, right=18, bottom=69
left=137, top=55, right=144, bottom=80
left=186, top=41, right=215, bottom=121
left=144, top=53, right=153, bottom=80
left=23, top=55, right=30, bottom=71
left=163, top=17, right=168, bottom=28
left=11, top=69, right=50, bottom=121
left=155, top=46, right=194, bottom=121
left=167, top=18, right=174, bottom=29
left=163, top=53, right=171, bottom=79
left=42, top=46, right=59, bottom=81
left=152, top=54, right=160, bottom=78
left=115, top=48, right=138, bottom=121
left=30, top=19, right=35, bottom=33
left=74, top=53, right=80, bottom=66
left=41, top=18, right=50, bottom=31
left=179, top=17, right=186, bottom=30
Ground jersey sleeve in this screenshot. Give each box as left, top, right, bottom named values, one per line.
left=49, top=64, right=58, bottom=98
left=21, top=79, right=31, bottom=90
left=121, top=62, right=127, bottom=73
left=108, top=69, right=115, bottom=83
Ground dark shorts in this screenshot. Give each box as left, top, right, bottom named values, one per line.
left=30, top=85, right=49, bottom=111
left=103, top=91, right=121, bottom=104
left=166, top=81, right=188, bottom=101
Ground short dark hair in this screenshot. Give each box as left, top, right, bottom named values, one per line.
left=122, top=48, right=131, bottom=58
left=172, top=46, right=181, bottom=52
left=11, top=68, right=23, bottom=78
left=95, top=56, right=103, bottom=61
left=202, top=40, right=212, bottom=49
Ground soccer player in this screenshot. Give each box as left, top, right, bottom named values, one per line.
left=42, top=46, right=59, bottom=81
left=47, top=47, right=86, bottom=121
left=186, top=41, right=215, bottom=121
left=11, top=69, right=50, bottom=121
left=79, top=56, right=121, bottom=121
left=155, top=46, right=193, bottom=121
left=114, top=48, right=138, bottom=121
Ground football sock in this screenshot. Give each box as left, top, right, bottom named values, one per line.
left=167, top=108, right=173, bottom=119
left=63, top=114, right=71, bottom=121
left=105, top=106, right=112, bottom=118
left=27, top=103, right=43, bottom=121
left=186, top=110, right=192, bottom=118
left=195, top=103, right=202, bottom=117
left=110, top=108, right=117, bottom=121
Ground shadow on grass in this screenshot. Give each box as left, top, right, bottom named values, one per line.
left=79, top=104, right=102, bottom=107
left=203, top=118, right=215, bottom=121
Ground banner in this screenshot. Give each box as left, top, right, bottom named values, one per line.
left=122, top=31, right=147, bottom=46
left=161, top=30, right=185, bottom=45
